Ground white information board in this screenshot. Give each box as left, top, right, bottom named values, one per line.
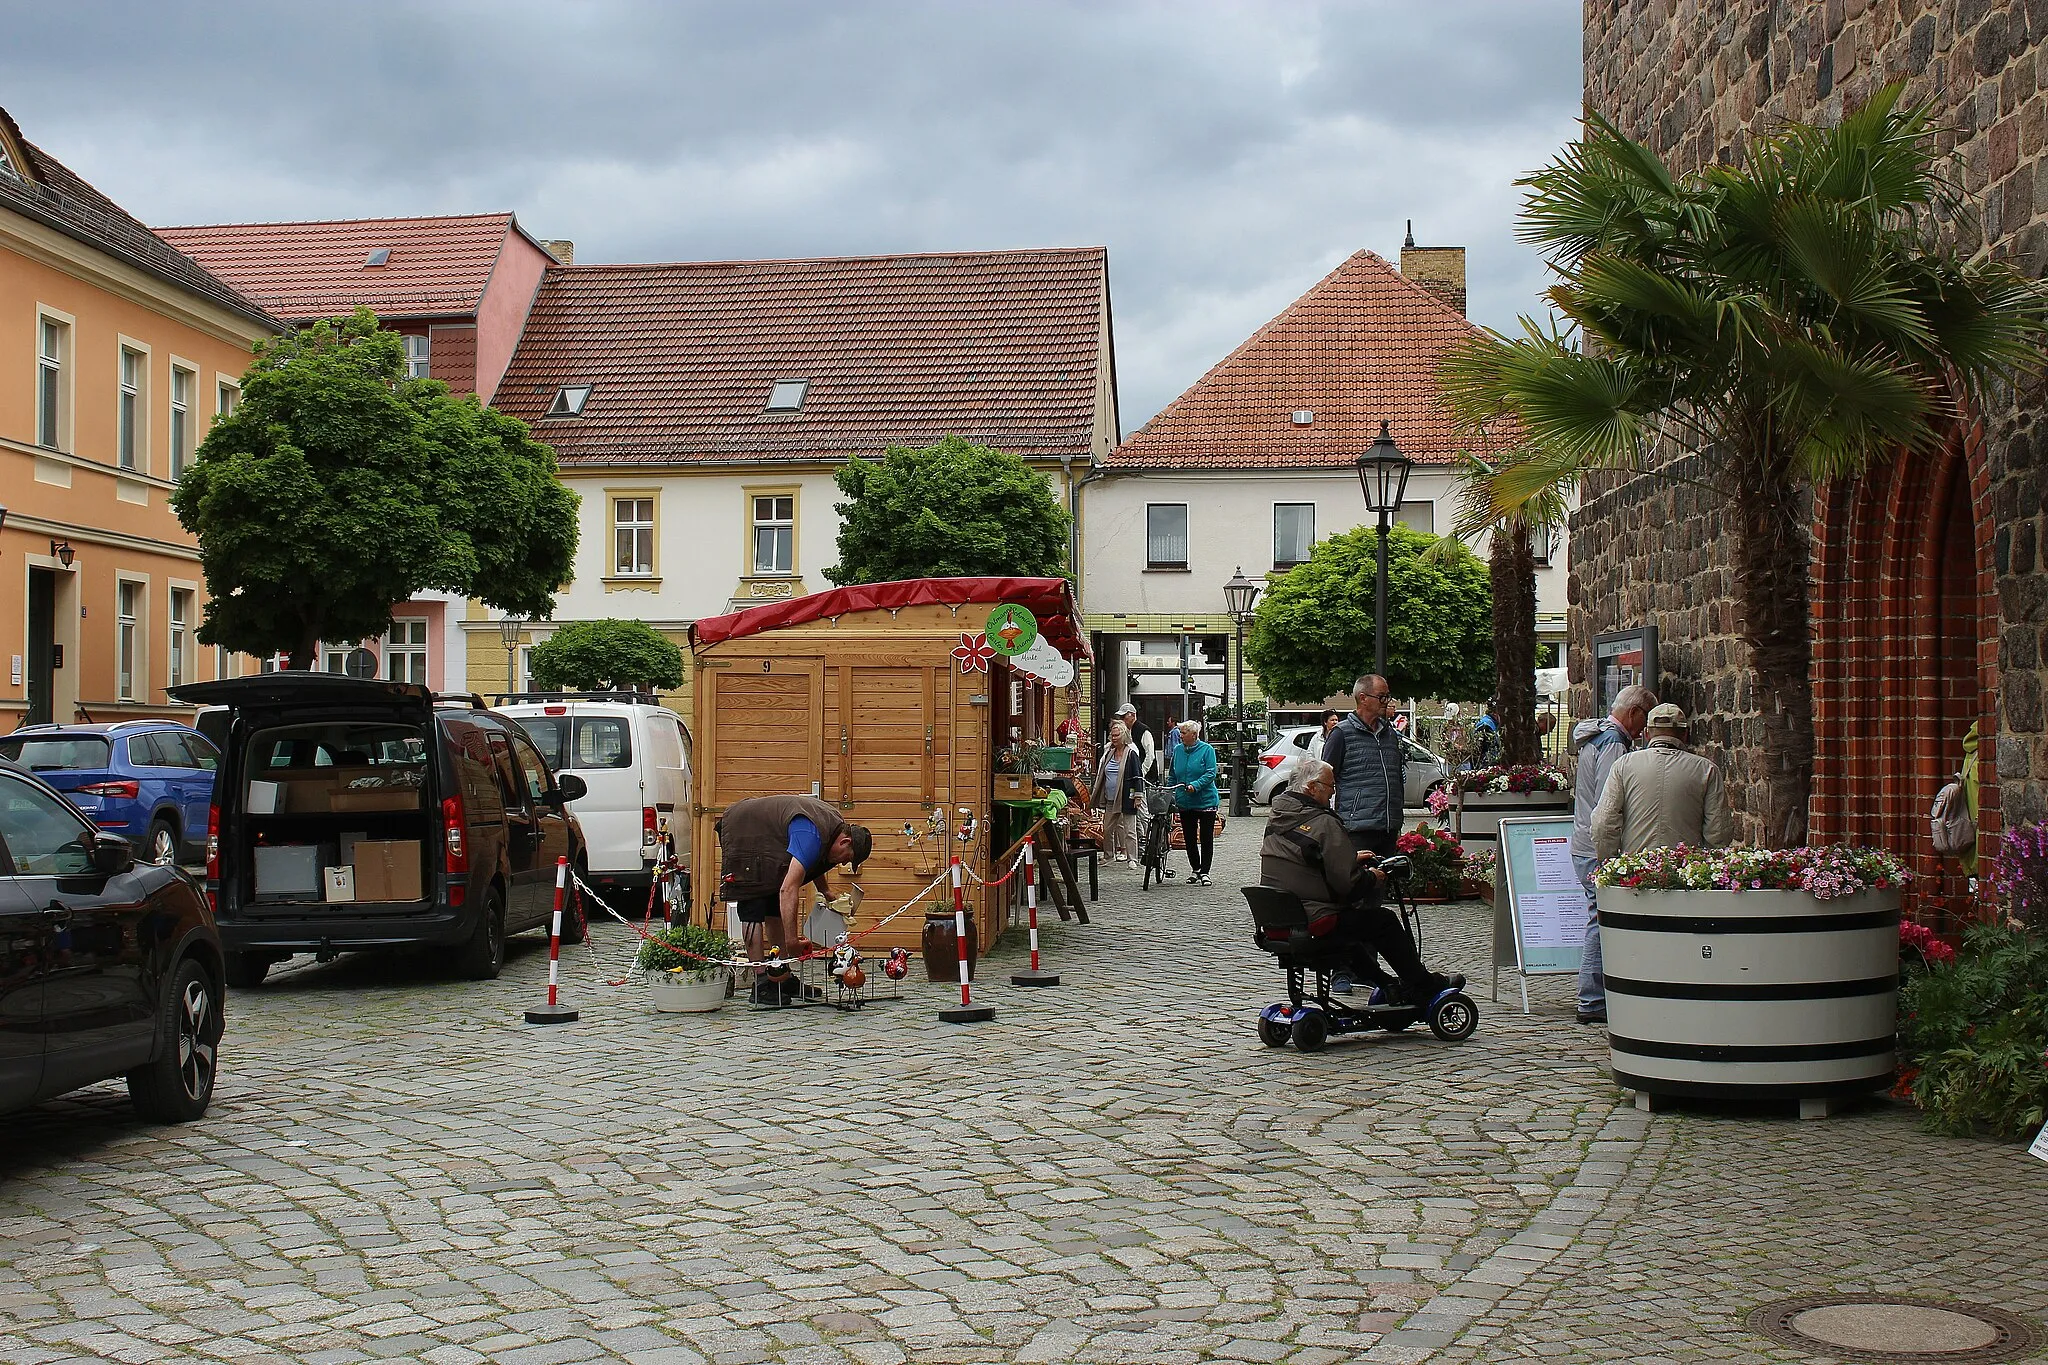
left=1491, top=815, right=1590, bottom=1013
left=2031, top=1120, right=2048, bottom=1165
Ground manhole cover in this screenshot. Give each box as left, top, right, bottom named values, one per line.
left=1748, top=1295, right=2042, bottom=1362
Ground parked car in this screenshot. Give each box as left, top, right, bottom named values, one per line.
left=1251, top=724, right=1448, bottom=809
left=494, top=692, right=692, bottom=906
left=0, top=721, right=218, bottom=866
left=167, top=675, right=589, bottom=989
left=0, top=759, right=225, bottom=1121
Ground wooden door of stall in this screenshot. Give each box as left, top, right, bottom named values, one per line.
left=830, top=660, right=952, bottom=918
left=694, top=658, right=822, bottom=914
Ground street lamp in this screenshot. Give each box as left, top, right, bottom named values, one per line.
left=1354, top=420, right=1414, bottom=679
left=1223, top=567, right=1261, bottom=818
left=497, top=616, right=525, bottom=695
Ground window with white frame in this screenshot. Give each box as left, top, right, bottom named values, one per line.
left=752, top=495, right=794, bottom=574
left=170, top=366, right=194, bottom=479
left=518, top=644, right=535, bottom=694
left=1273, top=503, right=1314, bottom=568
left=37, top=317, right=67, bottom=450
left=118, top=347, right=144, bottom=471
left=217, top=380, right=238, bottom=418
left=169, top=589, right=192, bottom=689
left=322, top=645, right=353, bottom=675
left=259, top=653, right=288, bottom=674
left=614, top=497, right=654, bottom=576
left=1395, top=500, right=1435, bottom=535
left=1530, top=520, right=1555, bottom=567
left=1146, top=504, right=1189, bottom=570
left=403, top=334, right=430, bottom=380
left=385, top=619, right=428, bottom=685
left=117, top=581, right=142, bottom=701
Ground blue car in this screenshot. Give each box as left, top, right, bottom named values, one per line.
left=0, top=721, right=218, bottom=865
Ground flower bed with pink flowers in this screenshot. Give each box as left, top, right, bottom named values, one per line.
left=1591, top=844, right=1910, bottom=900
left=1426, top=764, right=1569, bottom=819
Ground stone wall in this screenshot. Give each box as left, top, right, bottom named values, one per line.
left=1575, top=0, right=2048, bottom=849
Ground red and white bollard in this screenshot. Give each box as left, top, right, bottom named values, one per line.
left=525, top=856, right=580, bottom=1024
left=1010, top=839, right=1059, bottom=987
left=938, top=853, right=994, bottom=1023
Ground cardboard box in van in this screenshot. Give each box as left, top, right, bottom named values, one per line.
left=352, top=840, right=423, bottom=902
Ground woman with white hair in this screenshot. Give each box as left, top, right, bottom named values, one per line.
left=1169, top=719, right=1220, bottom=885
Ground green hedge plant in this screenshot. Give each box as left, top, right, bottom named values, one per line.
left=1897, top=922, right=2048, bottom=1141
left=636, top=922, right=734, bottom=983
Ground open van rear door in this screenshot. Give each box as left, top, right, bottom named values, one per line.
left=170, top=676, right=435, bottom=725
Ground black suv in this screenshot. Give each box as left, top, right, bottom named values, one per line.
left=0, top=761, right=225, bottom=1121
left=169, top=676, right=589, bottom=987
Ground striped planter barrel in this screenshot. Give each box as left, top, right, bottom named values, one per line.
left=1451, top=792, right=1574, bottom=845
left=1599, top=886, right=1900, bottom=1100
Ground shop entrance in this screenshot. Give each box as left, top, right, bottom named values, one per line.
left=26, top=568, right=55, bottom=727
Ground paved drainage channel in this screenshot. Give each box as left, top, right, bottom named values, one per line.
left=1746, top=1296, right=2044, bottom=1363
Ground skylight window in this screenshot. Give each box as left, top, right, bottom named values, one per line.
left=547, top=385, right=593, bottom=418
left=364, top=247, right=391, bottom=267
left=765, top=379, right=809, bottom=412
left=1292, top=409, right=1314, bottom=426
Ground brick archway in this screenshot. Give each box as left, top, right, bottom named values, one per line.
left=1811, top=425, right=1997, bottom=928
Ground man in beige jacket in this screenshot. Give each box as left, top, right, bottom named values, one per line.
left=1590, top=703, right=1733, bottom=861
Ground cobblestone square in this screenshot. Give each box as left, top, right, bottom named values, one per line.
left=4, top=828, right=2044, bottom=1363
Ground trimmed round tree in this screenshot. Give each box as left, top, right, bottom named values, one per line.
left=826, top=434, right=1068, bottom=583
left=1244, top=524, right=1493, bottom=705
left=528, top=620, right=685, bottom=693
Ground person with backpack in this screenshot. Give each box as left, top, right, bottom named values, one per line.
left=1931, top=721, right=1981, bottom=875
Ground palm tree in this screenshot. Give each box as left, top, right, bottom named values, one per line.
left=1439, top=84, right=2048, bottom=847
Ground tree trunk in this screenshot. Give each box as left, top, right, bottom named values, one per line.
left=1732, top=458, right=1814, bottom=848
left=287, top=618, right=323, bottom=671
left=1492, top=520, right=1540, bottom=767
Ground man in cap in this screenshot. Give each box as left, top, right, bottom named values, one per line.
left=1591, top=703, right=1732, bottom=863
left=1115, top=702, right=1158, bottom=782
left=715, top=795, right=871, bottom=1003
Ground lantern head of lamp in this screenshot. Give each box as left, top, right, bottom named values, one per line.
left=1355, top=420, right=1413, bottom=516
left=497, top=616, right=526, bottom=650
left=1222, top=567, right=1260, bottom=622
left=49, top=540, right=74, bottom=569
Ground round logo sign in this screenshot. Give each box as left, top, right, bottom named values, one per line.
left=984, top=603, right=1039, bottom=657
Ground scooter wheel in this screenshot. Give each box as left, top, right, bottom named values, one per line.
left=1257, top=1018, right=1292, bottom=1049
left=1292, top=1011, right=1329, bottom=1052
left=1429, top=992, right=1479, bottom=1043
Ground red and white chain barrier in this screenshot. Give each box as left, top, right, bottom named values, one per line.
left=1009, top=838, right=1060, bottom=987
left=524, top=857, right=580, bottom=1024
left=937, top=854, right=994, bottom=1023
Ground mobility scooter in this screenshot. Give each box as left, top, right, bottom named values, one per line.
left=1244, top=856, right=1480, bottom=1052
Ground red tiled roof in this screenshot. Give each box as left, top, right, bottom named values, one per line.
left=492, top=248, right=1109, bottom=467
left=0, top=108, right=277, bottom=330
left=1112, top=250, right=1496, bottom=468
left=155, top=212, right=525, bottom=321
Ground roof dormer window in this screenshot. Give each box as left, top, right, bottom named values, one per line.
left=547, top=384, right=592, bottom=418
left=765, top=379, right=809, bottom=412
left=364, top=247, right=391, bottom=267
left=1292, top=409, right=1314, bottom=426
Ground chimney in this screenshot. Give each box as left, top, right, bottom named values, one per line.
left=540, top=239, right=574, bottom=265
left=1399, top=220, right=1465, bottom=315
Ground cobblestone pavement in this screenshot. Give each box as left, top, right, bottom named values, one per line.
left=3, top=826, right=2045, bottom=1364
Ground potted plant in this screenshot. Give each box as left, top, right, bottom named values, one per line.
left=1462, top=847, right=1499, bottom=904
left=1394, top=821, right=1467, bottom=901
left=1427, top=763, right=1571, bottom=845
left=636, top=922, right=736, bottom=1013
left=1592, top=845, right=1909, bottom=1110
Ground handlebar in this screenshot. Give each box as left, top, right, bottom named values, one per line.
left=1373, top=854, right=1413, bottom=881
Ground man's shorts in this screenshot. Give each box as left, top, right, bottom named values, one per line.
left=734, top=895, right=779, bottom=925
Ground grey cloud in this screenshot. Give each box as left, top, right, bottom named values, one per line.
left=3, top=0, right=1580, bottom=427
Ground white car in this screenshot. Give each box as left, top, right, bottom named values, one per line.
left=1251, top=724, right=1448, bottom=809
left=498, top=693, right=693, bottom=906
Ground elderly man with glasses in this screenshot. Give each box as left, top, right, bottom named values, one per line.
left=1322, top=674, right=1406, bottom=860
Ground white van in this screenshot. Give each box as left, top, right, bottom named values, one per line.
left=496, top=693, right=692, bottom=905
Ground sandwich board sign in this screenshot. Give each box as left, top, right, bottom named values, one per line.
left=1492, top=815, right=1589, bottom=1013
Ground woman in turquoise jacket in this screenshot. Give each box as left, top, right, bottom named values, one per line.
left=1169, top=720, right=1220, bottom=885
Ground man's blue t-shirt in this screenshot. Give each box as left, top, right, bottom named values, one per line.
left=786, top=816, right=824, bottom=877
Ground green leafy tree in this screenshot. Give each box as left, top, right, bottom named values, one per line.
left=1439, top=86, right=2048, bottom=845
left=527, top=619, right=685, bottom=692
left=1244, top=525, right=1492, bottom=705
left=826, top=435, right=1068, bottom=584
left=174, top=308, right=579, bottom=667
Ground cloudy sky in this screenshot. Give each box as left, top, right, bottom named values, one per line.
left=4, top=1, right=1581, bottom=428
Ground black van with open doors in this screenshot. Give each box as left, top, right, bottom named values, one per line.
left=169, top=676, right=588, bottom=987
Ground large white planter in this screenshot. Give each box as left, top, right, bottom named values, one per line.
left=648, top=972, right=729, bottom=1013
left=1598, top=886, right=1899, bottom=1100
left=1451, top=791, right=1573, bottom=843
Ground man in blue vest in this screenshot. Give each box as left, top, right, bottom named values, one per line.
left=1323, top=674, right=1405, bottom=859
left=1569, top=683, right=1656, bottom=1024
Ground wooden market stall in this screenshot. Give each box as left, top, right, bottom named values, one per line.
left=686, top=577, right=1089, bottom=957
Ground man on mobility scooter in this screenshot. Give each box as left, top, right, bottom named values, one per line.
left=1245, top=758, right=1478, bottom=1051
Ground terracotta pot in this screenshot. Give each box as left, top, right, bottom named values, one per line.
left=922, top=911, right=980, bottom=982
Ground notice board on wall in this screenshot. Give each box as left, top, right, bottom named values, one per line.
left=1491, top=815, right=1590, bottom=1011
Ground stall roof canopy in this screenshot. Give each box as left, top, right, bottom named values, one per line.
left=690, top=577, right=1089, bottom=661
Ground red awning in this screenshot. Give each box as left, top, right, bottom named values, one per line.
left=689, top=577, right=1090, bottom=661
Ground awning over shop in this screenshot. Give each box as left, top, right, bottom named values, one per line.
left=689, top=576, right=1091, bottom=661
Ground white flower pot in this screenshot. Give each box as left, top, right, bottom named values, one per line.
left=1450, top=790, right=1573, bottom=842
left=1598, top=886, right=1899, bottom=1101
left=649, top=972, right=728, bottom=1013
